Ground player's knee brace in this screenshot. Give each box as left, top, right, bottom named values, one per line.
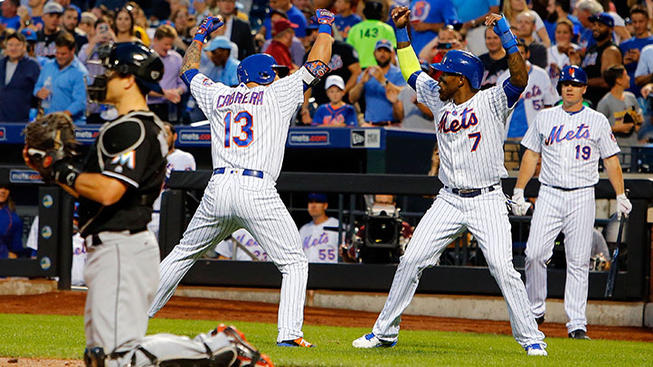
left=84, top=347, right=106, bottom=367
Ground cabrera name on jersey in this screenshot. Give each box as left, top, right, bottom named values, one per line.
left=414, top=72, right=512, bottom=189
left=190, top=70, right=306, bottom=181
left=521, top=105, right=620, bottom=188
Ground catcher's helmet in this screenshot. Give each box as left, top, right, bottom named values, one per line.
left=98, top=42, right=164, bottom=94
left=237, top=54, right=281, bottom=85
left=430, top=50, right=484, bottom=90
left=559, top=65, right=587, bottom=85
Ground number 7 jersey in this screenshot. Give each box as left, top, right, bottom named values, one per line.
left=414, top=72, right=512, bottom=189
left=521, top=105, right=620, bottom=188
left=190, top=69, right=306, bottom=181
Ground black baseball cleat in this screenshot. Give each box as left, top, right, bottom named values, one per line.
left=568, top=329, right=591, bottom=340
left=536, top=316, right=545, bottom=325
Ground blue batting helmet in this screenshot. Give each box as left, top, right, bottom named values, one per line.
left=559, top=65, right=587, bottom=85
left=237, top=54, right=281, bottom=85
left=430, top=50, right=484, bottom=90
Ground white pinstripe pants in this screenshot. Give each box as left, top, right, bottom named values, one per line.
left=525, top=185, right=595, bottom=333
left=372, top=188, right=545, bottom=348
left=148, top=171, right=309, bottom=342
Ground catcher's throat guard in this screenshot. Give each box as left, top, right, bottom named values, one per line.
left=87, top=74, right=109, bottom=104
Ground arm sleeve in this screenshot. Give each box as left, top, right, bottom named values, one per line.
left=520, top=117, right=542, bottom=153
left=66, top=71, right=88, bottom=116
left=596, top=115, right=621, bottom=158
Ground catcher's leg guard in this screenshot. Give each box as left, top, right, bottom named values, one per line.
left=126, top=333, right=237, bottom=367
left=215, top=325, right=274, bottom=367
left=84, top=347, right=106, bottom=367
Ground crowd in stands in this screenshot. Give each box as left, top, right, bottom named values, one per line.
left=1, top=0, right=653, bottom=144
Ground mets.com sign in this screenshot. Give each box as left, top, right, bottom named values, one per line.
left=287, top=131, right=330, bottom=146
left=9, top=169, right=43, bottom=183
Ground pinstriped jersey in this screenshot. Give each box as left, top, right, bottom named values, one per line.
left=414, top=72, right=511, bottom=189
left=521, top=105, right=620, bottom=188
left=190, top=68, right=306, bottom=181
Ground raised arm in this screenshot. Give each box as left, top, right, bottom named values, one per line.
left=180, top=16, right=224, bottom=86
left=485, top=13, right=528, bottom=89
left=392, top=7, right=422, bottom=88
left=301, top=10, right=335, bottom=92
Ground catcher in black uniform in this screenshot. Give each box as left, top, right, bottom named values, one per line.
left=23, top=41, right=272, bottom=367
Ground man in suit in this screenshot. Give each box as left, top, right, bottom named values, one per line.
left=216, top=0, right=255, bottom=60
left=0, top=32, right=41, bottom=123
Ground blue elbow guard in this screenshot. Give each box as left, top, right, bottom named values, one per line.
left=494, top=17, right=518, bottom=55
left=181, top=69, right=199, bottom=88
left=408, top=71, right=421, bottom=90
left=503, top=78, right=524, bottom=107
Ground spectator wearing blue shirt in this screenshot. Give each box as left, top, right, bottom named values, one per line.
left=408, top=0, right=458, bottom=55
left=313, top=75, right=358, bottom=127
left=265, top=0, right=307, bottom=39
left=1, top=0, right=21, bottom=30
left=0, top=32, right=40, bottom=123
left=620, top=5, right=653, bottom=98
left=33, top=32, right=88, bottom=124
left=348, top=40, right=407, bottom=126
left=334, top=0, right=362, bottom=39
left=451, top=0, right=499, bottom=56
left=0, top=184, right=32, bottom=259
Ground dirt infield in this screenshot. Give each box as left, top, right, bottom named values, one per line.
left=0, top=358, right=83, bottom=366
left=1, top=291, right=652, bottom=342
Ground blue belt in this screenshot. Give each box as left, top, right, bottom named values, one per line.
left=446, top=185, right=497, bottom=198
left=213, top=167, right=264, bottom=179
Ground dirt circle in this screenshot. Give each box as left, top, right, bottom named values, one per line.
left=1, top=291, right=652, bottom=342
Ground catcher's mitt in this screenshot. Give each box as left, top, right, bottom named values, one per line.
left=23, top=113, right=81, bottom=183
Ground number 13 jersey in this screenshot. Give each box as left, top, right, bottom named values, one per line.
left=521, top=105, right=620, bottom=189
left=190, top=69, right=306, bottom=181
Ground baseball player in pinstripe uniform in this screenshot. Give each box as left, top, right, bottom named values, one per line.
left=147, top=10, right=336, bottom=347
left=511, top=65, right=632, bottom=340
left=352, top=8, right=547, bottom=356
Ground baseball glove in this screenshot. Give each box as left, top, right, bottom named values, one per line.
left=23, top=112, right=81, bottom=184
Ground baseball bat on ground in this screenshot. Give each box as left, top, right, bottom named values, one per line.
left=604, top=213, right=626, bottom=298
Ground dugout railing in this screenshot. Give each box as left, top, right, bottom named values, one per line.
left=158, top=171, right=653, bottom=301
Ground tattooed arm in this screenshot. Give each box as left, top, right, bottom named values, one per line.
left=506, top=49, right=528, bottom=88
left=180, top=40, right=202, bottom=77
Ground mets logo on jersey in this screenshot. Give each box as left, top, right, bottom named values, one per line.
left=201, top=77, right=212, bottom=86
left=438, top=107, right=478, bottom=133
left=544, top=124, right=590, bottom=145
left=110, top=150, right=136, bottom=170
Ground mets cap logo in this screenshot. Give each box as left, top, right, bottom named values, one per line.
left=569, top=67, right=576, bottom=77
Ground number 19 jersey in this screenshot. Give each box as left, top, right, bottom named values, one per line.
left=190, top=69, right=306, bottom=181
left=521, top=105, right=620, bottom=189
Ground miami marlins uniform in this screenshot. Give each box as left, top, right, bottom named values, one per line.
left=521, top=105, right=620, bottom=334
left=148, top=148, right=196, bottom=240
left=148, top=67, right=314, bottom=343
left=497, top=63, right=559, bottom=139
left=356, top=70, right=546, bottom=349
left=298, top=217, right=340, bottom=263
left=215, top=228, right=269, bottom=261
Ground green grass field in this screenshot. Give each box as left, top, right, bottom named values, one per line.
left=1, top=313, right=651, bottom=366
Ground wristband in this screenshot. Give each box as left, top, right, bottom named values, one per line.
left=318, top=23, right=332, bottom=35
left=396, top=27, right=410, bottom=43
left=53, top=160, right=80, bottom=187
left=193, top=34, right=206, bottom=44
left=494, top=17, right=518, bottom=54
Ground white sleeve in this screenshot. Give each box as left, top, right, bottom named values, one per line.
left=190, top=72, right=228, bottom=117
left=487, top=84, right=512, bottom=124
left=543, top=74, right=559, bottom=105
left=596, top=115, right=621, bottom=159
left=521, top=115, right=542, bottom=153
left=415, top=72, right=445, bottom=113
left=634, top=47, right=653, bottom=77
left=531, top=11, right=545, bottom=30
left=270, top=67, right=307, bottom=109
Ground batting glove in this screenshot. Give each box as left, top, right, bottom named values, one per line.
left=510, top=188, right=531, bottom=216
left=315, top=9, right=335, bottom=34
left=616, top=193, right=632, bottom=217
left=194, top=16, right=224, bottom=43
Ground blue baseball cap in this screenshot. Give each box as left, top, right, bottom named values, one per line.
left=205, top=36, right=232, bottom=52
left=21, top=28, right=37, bottom=42
left=375, top=39, right=393, bottom=51
left=589, top=12, right=614, bottom=28
left=308, top=193, right=328, bottom=202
